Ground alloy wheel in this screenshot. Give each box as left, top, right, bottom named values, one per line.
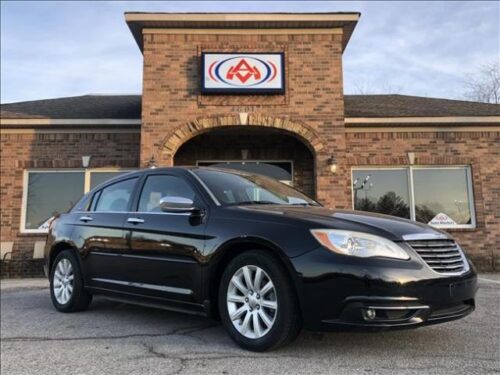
left=53, top=258, right=74, bottom=305
left=227, top=265, right=278, bottom=339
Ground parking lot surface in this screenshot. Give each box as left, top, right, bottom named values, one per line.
left=1, top=277, right=499, bottom=375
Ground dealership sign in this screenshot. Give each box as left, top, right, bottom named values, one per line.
left=201, top=53, right=285, bottom=94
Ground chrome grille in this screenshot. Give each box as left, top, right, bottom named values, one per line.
left=407, top=240, right=466, bottom=274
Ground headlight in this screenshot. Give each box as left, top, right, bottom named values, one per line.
left=310, top=229, right=409, bottom=260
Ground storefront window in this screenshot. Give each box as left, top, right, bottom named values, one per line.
left=90, top=171, right=130, bottom=189
left=24, top=171, right=85, bottom=231
left=22, top=169, right=135, bottom=233
left=413, top=168, right=473, bottom=226
left=352, top=169, right=410, bottom=219
left=352, top=166, right=475, bottom=228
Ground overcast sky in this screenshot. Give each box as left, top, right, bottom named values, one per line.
left=1, top=1, right=498, bottom=103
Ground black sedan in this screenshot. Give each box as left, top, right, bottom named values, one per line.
left=44, top=167, right=477, bottom=351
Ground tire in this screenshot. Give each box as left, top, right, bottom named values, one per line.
left=218, top=250, right=301, bottom=351
left=50, top=249, right=92, bottom=312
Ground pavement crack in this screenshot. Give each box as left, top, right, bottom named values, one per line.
left=1, top=323, right=219, bottom=343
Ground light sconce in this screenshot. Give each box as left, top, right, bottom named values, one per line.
left=148, top=155, right=157, bottom=169
left=328, top=155, right=338, bottom=174
left=81, top=155, right=91, bottom=168
left=241, top=149, right=249, bottom=160
left=407, top=152, right=415, bottom=165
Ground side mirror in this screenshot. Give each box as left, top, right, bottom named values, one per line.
left=159, top=196, right=197, bottom=213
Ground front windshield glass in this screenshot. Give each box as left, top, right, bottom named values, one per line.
left=193, top=168, right=319, bottom=206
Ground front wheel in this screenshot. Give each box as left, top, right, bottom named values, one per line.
left=50, top=250, right=92, bottom=312
left=218, top=250, right=301, bottom=351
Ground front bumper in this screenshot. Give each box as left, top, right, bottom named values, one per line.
left=291, top=246, right=478, bottom=331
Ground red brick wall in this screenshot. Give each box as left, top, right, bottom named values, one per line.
left=0, top=132, right=140, bottom=276
left=141, top=32, right=349, bottom=209
left=345, top=130, right=500, bottom=271
left=174, top=128, right=315, bottom=197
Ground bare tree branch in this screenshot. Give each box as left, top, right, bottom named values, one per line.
left=463, top=61, right=500, bottom=104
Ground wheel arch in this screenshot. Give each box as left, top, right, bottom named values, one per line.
left=48, top=241, right=81, bottom=274
left=206, top=236, right=301, bottom=320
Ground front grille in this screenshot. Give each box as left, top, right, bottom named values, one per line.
left=406, top=240, right=466, bottom=274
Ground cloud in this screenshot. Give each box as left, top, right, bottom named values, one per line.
left=1, top=1, right=498, bottom=103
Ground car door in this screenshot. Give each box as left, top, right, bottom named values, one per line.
left=75, top=177, right=139, bottom=288
left=122, top=172, right=207, bottom=304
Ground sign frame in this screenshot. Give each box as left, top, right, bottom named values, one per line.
left=200, top=52, right=286, bottom=95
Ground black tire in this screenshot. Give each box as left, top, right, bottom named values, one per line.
left=218, top=250, right=302, bottom=351
left=50, top=249, right=92, bottom=312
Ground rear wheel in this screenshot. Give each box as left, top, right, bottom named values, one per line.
left=218, top=250, right=301, bottom=351
left=50, top=250, right=92, bottom=312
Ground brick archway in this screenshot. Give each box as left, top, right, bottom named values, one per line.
left=157, top=114, right=325, bottom=163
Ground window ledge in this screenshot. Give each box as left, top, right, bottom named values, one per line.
left=17, top=232, right=48, bottom=237
left=443, top=227, right=478, bottom=233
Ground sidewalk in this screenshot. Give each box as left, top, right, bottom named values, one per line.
left=1, top=278, right=48, bottom=291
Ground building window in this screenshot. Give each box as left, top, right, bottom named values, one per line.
left=22, top=169, right=135, bottom=233
left=352, top=166, right=475, bottom=229
left=89, top=171, right=130, bottom=190
left=23, top=171, right=85, bottom=232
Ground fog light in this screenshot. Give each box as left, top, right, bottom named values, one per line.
left=364, top=308, right=376, bottom=320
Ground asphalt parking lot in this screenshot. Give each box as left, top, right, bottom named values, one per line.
left=1, top=276, right=499, bottom=375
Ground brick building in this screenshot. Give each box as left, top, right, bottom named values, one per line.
left=1, top=13, right=499, bottom=277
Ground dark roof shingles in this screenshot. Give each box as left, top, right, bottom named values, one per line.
left=344, top=94, right=500, bottom=117
left=1, top=94, right=499, bottom=120
left=0, top=95, right=141, bottom=119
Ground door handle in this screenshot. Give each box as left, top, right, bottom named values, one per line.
left=79, top=216, right=93, bottom=222
left=127, top=217, right=145, bottom=224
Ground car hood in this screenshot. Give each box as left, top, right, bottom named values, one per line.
left=239, top=205, right=452, bottom=242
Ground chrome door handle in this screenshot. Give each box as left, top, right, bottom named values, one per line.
left=79, top=216, right=93, bottom=222
left=127, top=217, right=145, bottom=224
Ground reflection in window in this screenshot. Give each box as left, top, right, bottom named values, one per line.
left=25, top=172, right=84, bottom=230
left=352, top=167, right=475, bottom=228
left=197, top=161, right=293, bottom=184
left=352, top=169, right=410, bottom=219
left=413, top=168, right=472, bottom=225
left=94, top=178, right=137, bottom=212
left=90, top=172, right=129, bottom=189
left=138, top=175, right=196, bottom=212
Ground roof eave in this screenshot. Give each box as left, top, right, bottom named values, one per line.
left=124, top=12, right=361, bottom=52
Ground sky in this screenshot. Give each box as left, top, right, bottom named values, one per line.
left=1, top=1, right=499, bottom=103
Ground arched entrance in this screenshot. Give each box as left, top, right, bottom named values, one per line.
left=174, top=126, right=316, bottom=197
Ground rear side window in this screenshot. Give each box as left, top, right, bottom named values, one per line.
left=94, top=178, right=137, bottom=212
left=138, top=175, right=196, bottom=212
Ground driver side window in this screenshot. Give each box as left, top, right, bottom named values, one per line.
left=138, top=175, right=196, bottom=212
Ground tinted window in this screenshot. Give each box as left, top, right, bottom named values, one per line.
left=138, top=175, right=196, bottom=212
left=194, top=169, right=317, bottom=206
left=352, top=169, right=410, bottom=219
left=413, top=168, right=473, bottom=225
left=25, top=172, right=85, bottom=230
left=197, top=162, right=293, bottom=183
left=94, top=178, right=137, bottom=212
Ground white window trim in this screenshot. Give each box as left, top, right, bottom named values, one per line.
left=21, top=168, right=135, bottom=234
left=351, top=165, right=476, bottom=229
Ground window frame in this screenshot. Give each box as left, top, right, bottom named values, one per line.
left=21, top=168, right=136, bottom=233
left=351, top=165, right=476, bottom=229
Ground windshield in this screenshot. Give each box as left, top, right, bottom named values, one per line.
left=193, top=168, right=319, bottom=206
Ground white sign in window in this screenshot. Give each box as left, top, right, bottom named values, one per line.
left=201, top=53, right=285, bottom=94
left=352, top=166, right=475, bottom=229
